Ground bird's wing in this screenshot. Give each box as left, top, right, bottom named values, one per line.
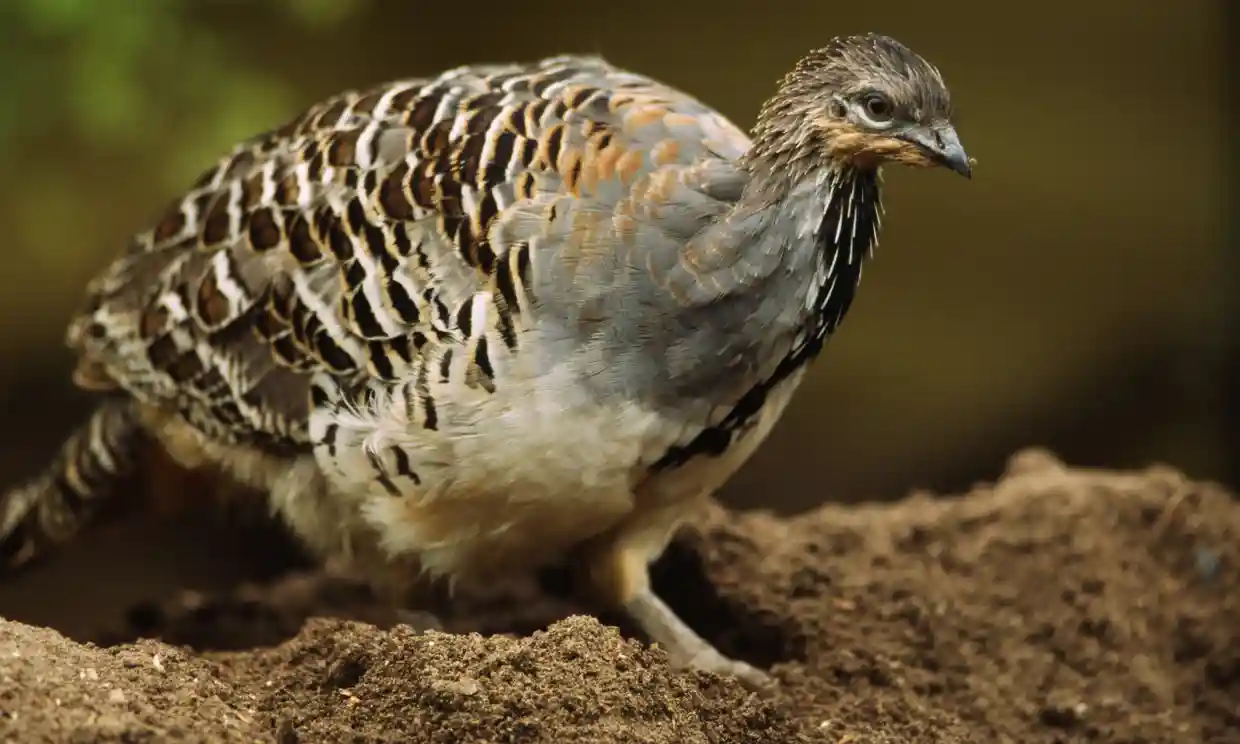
left=68, top=55, right=754, bottom=451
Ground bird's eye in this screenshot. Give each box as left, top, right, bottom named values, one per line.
left=861, top=93, right=893, bottom=123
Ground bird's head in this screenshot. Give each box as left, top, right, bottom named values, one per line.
left=752, top=33, right=972, bottom=179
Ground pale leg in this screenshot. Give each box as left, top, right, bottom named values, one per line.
left=624, top=584, right=771, bottom=689
left=582, top=530, right=773, bottom=691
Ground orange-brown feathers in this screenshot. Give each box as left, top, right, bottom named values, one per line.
left=811, top=117, right=941, bottom=169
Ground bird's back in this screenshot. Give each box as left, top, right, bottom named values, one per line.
left=68, top=54, right=756, bottom=456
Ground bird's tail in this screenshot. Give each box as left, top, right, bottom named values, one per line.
left=0, top=397, right=146, bottom=572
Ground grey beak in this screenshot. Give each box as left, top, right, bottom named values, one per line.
left=904, top=124, right=972, bottom=179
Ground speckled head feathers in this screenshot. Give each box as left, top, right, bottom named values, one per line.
left=796, top=34, right=953, bottom=122
left=750, top=34, right=971, bottom=180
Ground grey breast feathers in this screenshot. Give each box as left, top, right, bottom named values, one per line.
left=65, top=54, right=755, bottom=453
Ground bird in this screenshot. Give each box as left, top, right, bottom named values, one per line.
left=0, top=33, right=970, bottom=689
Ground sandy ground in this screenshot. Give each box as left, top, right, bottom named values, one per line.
left=1, top=448, right=1238, bottom=743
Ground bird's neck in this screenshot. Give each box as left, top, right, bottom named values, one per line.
left=664, top=162, right=882, bottom=400
left=779, top=164, right=882, bottom=352
left=708, top=162, right=883, bottom=352
left=646, top=164, right=883, bottom=469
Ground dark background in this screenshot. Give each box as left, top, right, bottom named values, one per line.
left=0, top=1, right=1231, bottom=635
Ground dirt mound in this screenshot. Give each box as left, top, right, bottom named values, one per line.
left=2, top=449, right=1238, bottom=743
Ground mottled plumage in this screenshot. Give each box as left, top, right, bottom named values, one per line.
left=0, top=34, right=970, bottom=688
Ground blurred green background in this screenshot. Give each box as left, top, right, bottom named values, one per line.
left=0, top=1, right=1229, bottom=633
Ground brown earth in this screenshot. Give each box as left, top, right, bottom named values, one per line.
left=1, top=448, right=1238, bottom=743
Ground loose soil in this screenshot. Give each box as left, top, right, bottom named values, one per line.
left=2, top=449, right=1238, bottom=743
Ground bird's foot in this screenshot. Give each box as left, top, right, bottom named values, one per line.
left=672, top=644, right=775, bottom=693
left=624, top=587, right=776, bottom=693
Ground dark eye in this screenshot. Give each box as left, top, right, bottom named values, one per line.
left=861, top=93, right=893, bottom=122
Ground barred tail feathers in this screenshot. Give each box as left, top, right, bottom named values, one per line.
left=0, top=398, right=145, bottom=571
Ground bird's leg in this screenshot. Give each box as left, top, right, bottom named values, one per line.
left=582, top=534, right=773, bottom=691
left=625, top=586, right=772, bottom=687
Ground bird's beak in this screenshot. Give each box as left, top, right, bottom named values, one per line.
left=902, top=124, right=972, bottom=179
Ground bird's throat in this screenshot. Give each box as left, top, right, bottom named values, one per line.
left=798, top=166, right=882, bottom=351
